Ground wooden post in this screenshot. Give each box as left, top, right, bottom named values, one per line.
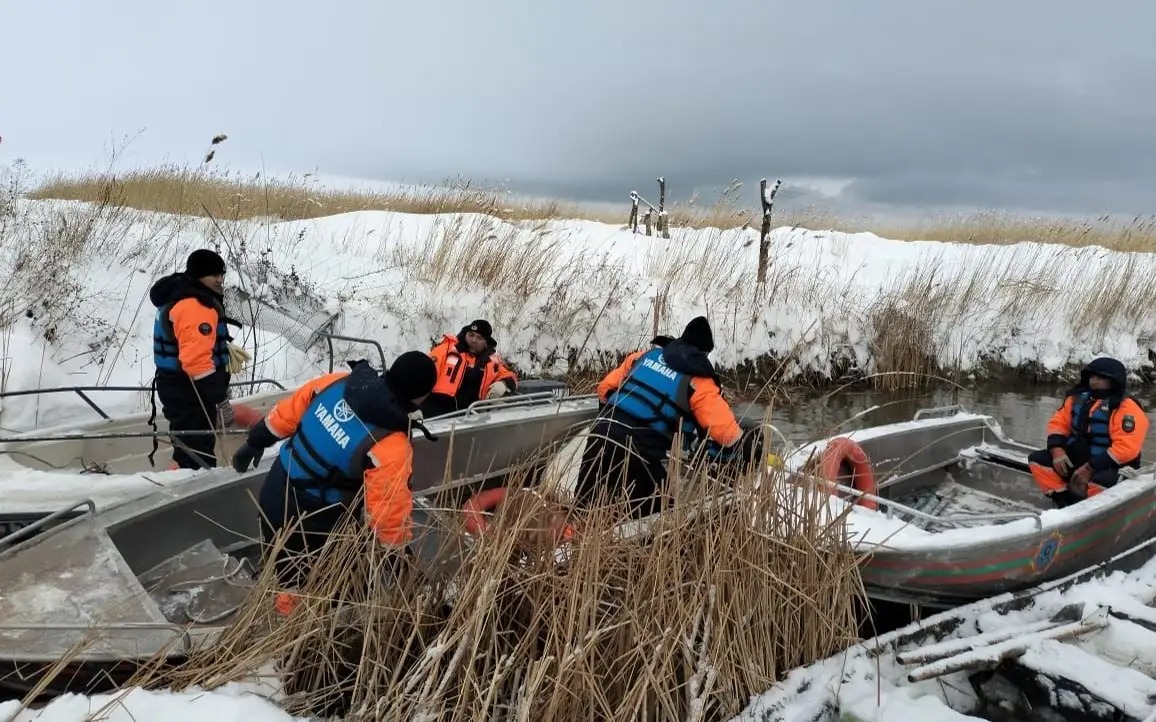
left=644, top=209, right=653, bottom=236
left=757, top=178, right=782, bottom=285
left=628, top=191, right=640, bottom=234
left=656, top=177, right=670, bottom=238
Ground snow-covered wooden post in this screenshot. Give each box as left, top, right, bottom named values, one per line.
left=656, top=177, right=670, bottom=239
left=628, top=191, right=640, bottom=234
left=757, top=178, right=782, bottom=285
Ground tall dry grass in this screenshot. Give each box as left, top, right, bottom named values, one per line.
left=873, top=209, right=1156, bottom=253
left=124, top=441, right=863, bottom=721
left=30, top=165, right=592, bottom=225
left=28, top=163, right=1156, bottom=250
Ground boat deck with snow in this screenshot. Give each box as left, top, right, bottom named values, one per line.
left=733, top=533, right=1156, bottom=722
left=0, top=376, right=580, bottom=475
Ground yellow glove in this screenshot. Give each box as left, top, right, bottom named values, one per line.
left=226, top=343, right=251, bottom=374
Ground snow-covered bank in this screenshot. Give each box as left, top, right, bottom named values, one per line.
left=3, top=197, right=1156, bottom=431
left=0, top=683, right=300, bottom=722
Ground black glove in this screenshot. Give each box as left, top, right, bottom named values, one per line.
left=738, top=427, right=765, bottom=465
left=382, top=546, right=417, bottom=587
left=232, top=443, right=264, bottom=472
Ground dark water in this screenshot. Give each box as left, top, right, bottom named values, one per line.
left=739, top=383, right=1156, bottom=457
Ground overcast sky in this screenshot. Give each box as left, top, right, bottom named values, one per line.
left=3, top=0, right=1154, bottom=218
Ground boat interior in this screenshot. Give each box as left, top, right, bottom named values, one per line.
left=789, top=406, right=1073, bottom=532
left=0, top=379, right=584, bottom=476
left=0, top=387, right=600, bottom=667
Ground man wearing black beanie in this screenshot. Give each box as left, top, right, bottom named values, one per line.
left=574, top=316, right=760, bottom=519
left=231, top=351, right=438, bottom=616
left=148, top=248, right=243, bottom=470
left=423, top=319, right=519, bottom=418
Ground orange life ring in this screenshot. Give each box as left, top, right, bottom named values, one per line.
left=462, top=487, right=509, bottom=535
left=230, top=403, right=264, bottom=429
left=819, top=437, right=879, bottom=510
left=461, top=487, right=577, bottom=542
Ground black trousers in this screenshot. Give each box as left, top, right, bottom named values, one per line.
left=258, top=458, right=354, bottom=590
left=1027, top=442, right=1120, bottom=489
left=155, top=374, right=219, bottom=469
left=573, top=419, right=669, bottom=519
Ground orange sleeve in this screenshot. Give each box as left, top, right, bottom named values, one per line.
left=169, top=298, right=219, bottom=379
left=688, top=377, right=743, bottom=447
left=1045, top=397, right=1075, bottom=440
left=492, top=356, right=518, bottom=387
left=363, top=432, right=414, bottom=546
left=1108, top=398, right=1149, bottom=465
left=263, top=371, right=349, bottom=439
left=597, top=350, right=646, bottom=402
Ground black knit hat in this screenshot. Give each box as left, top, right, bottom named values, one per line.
left=186, top=249, right=226, bottom=278
left=680, top=316, right=714, bottom=354
left=650, top=334, right=675, bottom=347
left=387, top=351, right=438, bottom=401
left=460, top=319, right=496, bottom=348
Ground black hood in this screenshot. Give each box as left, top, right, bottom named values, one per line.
left=658, top=339, right=720, bottom=383
left=149, top=272, right=240, bottom=327
left=343, top=361, right=413, bottom=431
left=1070, top=356, right=1129, bottom=402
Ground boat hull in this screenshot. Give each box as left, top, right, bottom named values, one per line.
left=787, top=406, right=1156, bottom=608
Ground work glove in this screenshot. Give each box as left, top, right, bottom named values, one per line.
left=485, top=381, right=510, bottom=400
left=1050, top=447, right=1073, bottom=476
left=1069, top=463, right=1093, bottom=497
left=232, top=443, right=264, bottom=473
left=217, top=400, right=236, bottom=427
left=226, top=343, right=251, bottom=374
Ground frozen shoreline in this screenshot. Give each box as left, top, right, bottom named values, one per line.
left=3, top=197, right=1154, bottom=433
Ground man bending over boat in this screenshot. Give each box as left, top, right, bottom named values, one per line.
left=1028, top=356, right=1150, bottom=508
left=573, top=316, right=761, bottom=519
left=149, top=249, right=247, bottom=470
left=230, top=352, right=437, bottom=616
left=422, top=319, right=519, bottom=418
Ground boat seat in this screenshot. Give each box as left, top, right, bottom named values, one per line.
left=0, top=520, right=182, bottom=662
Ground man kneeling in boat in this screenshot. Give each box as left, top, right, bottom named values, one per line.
left=1028, top=357, right=1150, bottom=508
left=573, top=316, right=760, bottom=519
left=230, top=352, right=437, bottom=616
left=422, top=319, right=519, bottom=418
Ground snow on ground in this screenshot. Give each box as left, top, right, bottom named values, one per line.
left=0, top=683, right=302, bottom=722
left=3, top=197, right=1156, bottom=434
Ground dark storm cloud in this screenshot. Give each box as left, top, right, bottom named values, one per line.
left=2, top=0, right=1154, bottom=216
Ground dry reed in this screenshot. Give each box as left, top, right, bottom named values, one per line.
left=30, top=166, right=589, bottom=225
left=28, top=164, right=1156, bottom=250
left=126, top=436, right=863, bottom=721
